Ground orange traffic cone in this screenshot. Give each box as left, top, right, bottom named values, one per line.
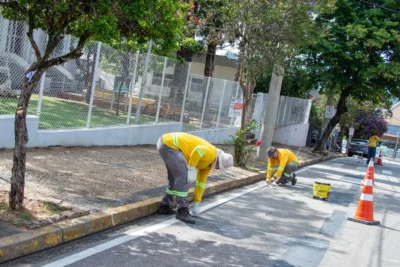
left=348, top=166, right=380, bottom=225
left=376, top=151, right=383, bottom=166
left=362, top=160, right=375, bottom=186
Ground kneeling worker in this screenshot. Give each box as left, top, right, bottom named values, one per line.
left=266, top=146, right=300, bottom=185
left=157, top=132, right=234, bottom=224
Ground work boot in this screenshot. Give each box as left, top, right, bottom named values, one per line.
left=157, top=204, right=176, bottom=215
left=291, top=173, right=297, bottom=185
left=176, top=207, right=196, bottom=224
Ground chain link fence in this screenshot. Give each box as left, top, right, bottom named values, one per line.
left=1, top=14, right=311, bottom=133
left=252, top=92, right=312, bottom=127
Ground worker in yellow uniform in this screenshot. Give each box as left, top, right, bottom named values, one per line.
left=367, top=133, right=380, bottom=165
left=266, top=147, right=300, bottom=186
left=157, top=132, right=233, bottom=224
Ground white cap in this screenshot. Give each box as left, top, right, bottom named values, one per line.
left=212, top=149, right=233, bottom=171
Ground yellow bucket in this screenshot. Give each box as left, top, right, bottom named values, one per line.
left=313, top=181, right=331, bottom=200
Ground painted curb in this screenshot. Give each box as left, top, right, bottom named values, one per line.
left=0, top=154, right=341, bottom=263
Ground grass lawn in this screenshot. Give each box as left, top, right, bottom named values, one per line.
left=0, top=94, right=178, bottom=129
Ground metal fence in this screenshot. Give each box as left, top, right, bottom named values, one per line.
left=252, top=92, right=312, bottom=127
left=0, top=14, right=313, bottom=133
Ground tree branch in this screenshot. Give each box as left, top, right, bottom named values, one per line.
left=27, top=10, right=42, bottom=61
left=42, top=31, right=91, bottom=69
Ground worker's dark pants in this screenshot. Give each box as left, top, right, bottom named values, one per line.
left=157, top=138, right=189, bottom=209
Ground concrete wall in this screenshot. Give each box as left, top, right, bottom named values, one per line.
left=189, top=127, right=238, bottom=145
left=1, top=115, right=308, bottom=148
left=0, top=115, right=39, bottom=149
left=255, top=123, right=309, bottom=147
left=31, top=123, right=182, bottom=148
left=0, top=115, right=182, bottom=148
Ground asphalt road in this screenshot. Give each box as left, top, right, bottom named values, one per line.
left=3, top=157, right=400, bottom=267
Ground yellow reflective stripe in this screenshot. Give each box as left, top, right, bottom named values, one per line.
left=195, top=146, right=205, bottom=158
left=267, top=167, right=274, bottom=171
left=294, top=157, right=299, bottom=163
left=166, top=189, right=175, bottom=195
left=166, top=189, right=188, bottom=197
left=173, top=133, right=180, bottom=149
left=196, top=181, right=206, bottom=189
left=278, top=167, right=285, bottom=171
left=175, top=191, right=188, bottom=197
left=284, top=172, right=291, bottom=177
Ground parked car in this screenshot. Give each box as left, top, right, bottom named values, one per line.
left=348, top=139, right=369, bottom=157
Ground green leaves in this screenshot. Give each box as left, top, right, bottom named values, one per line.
left=0, top=0, right=185, bottom=57
left=299, top=0, right=400, bottom=103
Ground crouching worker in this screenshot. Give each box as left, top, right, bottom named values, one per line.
left=266, top=147, right=300, bottom=186
left=157, top=132, right=233, bottom=224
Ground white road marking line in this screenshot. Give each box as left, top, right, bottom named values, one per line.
left=332, top=163, right=343, bottom=168
left=382, top=170, right=392, bottom=175
left=356, top=166, right=366, bottom=171
left=41, top=183, right=268, bottom=267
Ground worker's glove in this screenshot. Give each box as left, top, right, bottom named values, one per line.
left=187, top=166, right=197, bottom=184
left=266, top=177, right=275, bottom=185
left=191, top=203, right=201, bottom=217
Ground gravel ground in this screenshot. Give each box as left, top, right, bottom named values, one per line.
left=0, top=143, right=322, bottom=212
left=0, top=145, right=237, bottom=211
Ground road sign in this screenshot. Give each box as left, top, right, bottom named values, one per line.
left=349, top=128, right=354, bottom=136
left=325, top=105, right=336, bottom=119
left=228, top=97, right=243, bottom=118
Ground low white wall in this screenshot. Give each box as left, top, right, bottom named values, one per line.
left=30, top=123, right=183, bottom=147
left=256, top=123, right=309, bottom=147
left=0, top=115, right=39, bottom=149
left=0, top=114, right=182, bottom=149
left=189, top=127, right=238, bottom=145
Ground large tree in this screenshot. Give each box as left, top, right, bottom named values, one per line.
left=230, top=0, right=335, bottom=130
left=0, top=0, right=184, bottom=210
left=299, top=0, right=400, bottom=152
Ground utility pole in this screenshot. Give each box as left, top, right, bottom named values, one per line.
left=257, top=65, right=284, bottom=163
left=321, top=94, right=334, bottom=134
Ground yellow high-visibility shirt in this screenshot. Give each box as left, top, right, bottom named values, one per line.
left=162, top=133, right=217, bottom=169
left=162, top=133, right=218, bottom=203
left=368, top=135, right=380, bottom=148
left=266, top=149, right=300, bottom=180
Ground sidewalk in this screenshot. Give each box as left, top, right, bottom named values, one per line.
left=0, top=143, right=341, bottom=262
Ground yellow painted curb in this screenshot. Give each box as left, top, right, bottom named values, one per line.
left=0, top=225, right=62, bottom=262
left=54, top=211, right=113, bottom=243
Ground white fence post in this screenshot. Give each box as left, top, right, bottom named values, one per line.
left=180, top=62, right=192, bottom=123
left=86, top=42, right=102, bottom=128
left=155, top=57, right=168, bottom=123
left=304, top=99, right=312, bottom=124
left=126, top=51, right=139, bottom=125
left=135, top=40, right=152, bottom=124
left=199, top=77, right=211, bottom=129
left=36, top=71, right=46, bottom=117
left=216, top=80, right=227, bottom=128
left=230, top=83, right=240, bottom=126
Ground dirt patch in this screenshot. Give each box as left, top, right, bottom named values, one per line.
left=0, top=191, right=89, bottom=229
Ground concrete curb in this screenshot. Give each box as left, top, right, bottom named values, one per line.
left=0, top=154, right=342, bottom=263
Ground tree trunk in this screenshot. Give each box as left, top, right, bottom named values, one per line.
left=85, top=44, right=98, bottom=104
left=201, top=42, right=217, bottom=127
left=313, top=88, right=350, bottom=152
left=116, top=52, right=131, bottom=115
left=10, top=70, right=44, bottom=210
left=170, top=48, right=193, bottom=106
left=241, top=88, right=253, bottom=130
